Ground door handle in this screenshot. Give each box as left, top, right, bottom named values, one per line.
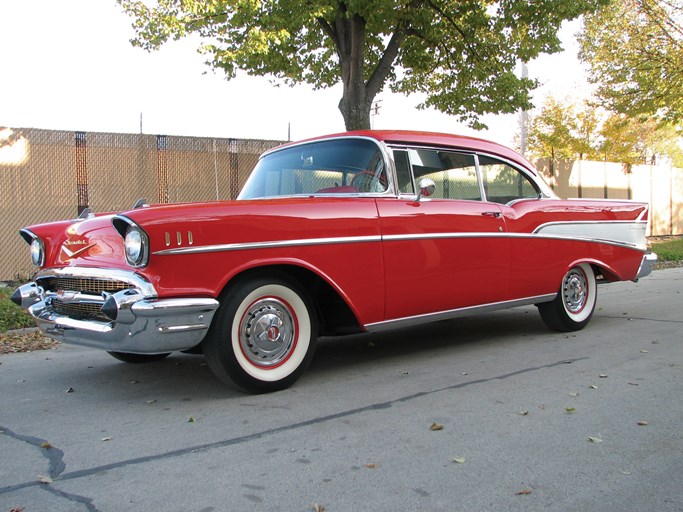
left=482, top=211, right=502, bottom=218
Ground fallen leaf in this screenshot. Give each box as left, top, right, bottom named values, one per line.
left=568, top=392, right=579, bottom=397
left=429, top=422, right=444, bottom=431
left=565, top=407, right=576, bottom=413
left=101, top=437, right=112, bottom=442
left=66, top=387, right=74, bottom=393
left=40, top=442, right=52, bottom=449
left=38, top=475, right=53, bottom=484
left=364, top=463, right=377, bottom=469
left=188, top=416, right=196, bottom=423
left=640, top=350, right=649, bottom=354
left=652, top=340, right=660, bottom=344
left=599, top=374, right=608, bottom=379
left=9, top=506, right=25, bottom=512
left=589, top=436, right=603, bottom=443
left=311, top=504, right=326, bottom=512
left=516, top=489, right=533, bottom=495
left=129, top=379, right=140, bottom=384
left=146, top=400, right=157, bottom=404
left=518, top=410, right=529, bottom=416
left=589, top=385, right=598, bottom=389
left=637, top=421, right=649, bottom=426
left=452, top=457, right=466, bottom=464
left=628, top=382, right=639, bottom=386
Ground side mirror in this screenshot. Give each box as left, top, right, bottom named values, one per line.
left=416, top=178, right=436, bottom=201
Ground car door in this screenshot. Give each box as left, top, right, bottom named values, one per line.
left=375, top=147, right=510, bottom=323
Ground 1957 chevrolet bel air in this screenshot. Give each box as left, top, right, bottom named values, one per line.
left=12, top=130, right=657, bottom=393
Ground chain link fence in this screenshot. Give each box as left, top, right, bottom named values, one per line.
left=0, top=128, right=283, bottom=281
left=2, top=128, right=680, bottom=281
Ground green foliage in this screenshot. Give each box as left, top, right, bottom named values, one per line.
left=651, top=238, right=683, bottom=261
left=0, top=287, right=35, bottom=333
left=578, top=0, right=683, bottom=123
left=528, top=97, right=602, bottom=160
left=118, top=0, right=608, bottom=130
left=528, top=96, right=683, bottom=167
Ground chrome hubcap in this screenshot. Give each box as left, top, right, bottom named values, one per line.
left=239, top=298, right=295, bottom=367
left=563, top=269, right=588, bottom=313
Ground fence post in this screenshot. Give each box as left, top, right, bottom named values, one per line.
left=75, top=131, right=89, bottom=216
left=156, top=135, right=169, bottom=204
left=229, top=138, right=239, bottom=200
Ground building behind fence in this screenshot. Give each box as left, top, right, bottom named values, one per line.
left=1, top=127, right=681, bottom=281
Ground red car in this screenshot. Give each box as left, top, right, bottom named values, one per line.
left=12, top=131, right=657, bottom=393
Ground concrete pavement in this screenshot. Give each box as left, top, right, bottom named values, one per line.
left=1, top=268, right=682, bottom=511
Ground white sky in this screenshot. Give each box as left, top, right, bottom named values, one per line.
left=0, top=0, right=591, bottom=147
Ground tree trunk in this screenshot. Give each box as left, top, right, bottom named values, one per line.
left=339, top=95, right=372, bottom=130
left=319, top=8, right=406, bottom=131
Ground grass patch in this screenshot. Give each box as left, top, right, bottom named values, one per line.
left=650, top=237, right=683, bottom=262
left=0, top=286, right=35, bottom=333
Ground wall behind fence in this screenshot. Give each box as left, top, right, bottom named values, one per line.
left=0, top=128, right=283, bottom=281
left=535, top=158, right=683, bottom=237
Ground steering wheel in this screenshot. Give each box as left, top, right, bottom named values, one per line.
left=351, top=168, right=387, bottom=193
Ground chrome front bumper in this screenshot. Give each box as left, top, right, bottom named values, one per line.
left=635, top=252, right=658, bottom=280
left=12, top=268, right=219, bottom=353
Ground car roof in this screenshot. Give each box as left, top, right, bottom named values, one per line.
left=271, top=130, right=537, bottom=175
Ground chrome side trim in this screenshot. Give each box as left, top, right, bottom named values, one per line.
left=365, top=294, right=557, bottom=333
left=533, top=220, right=648, bottom=251
left=154, top=235, right=383, bottom=256
left=153, top=229, right=648, bottom=257
left=386, top=231, right=645, bottom=251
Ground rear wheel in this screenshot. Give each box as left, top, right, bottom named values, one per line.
left=204, top=274, right=318, bottom=393
left=107, top=351, right=170, bottom=363
left=538, top=263, right=597, bottom=332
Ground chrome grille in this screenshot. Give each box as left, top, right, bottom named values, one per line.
left=52, top=299, right=110, bottom=322
left=37, top=276, right=135, bottom=322
left=39, top=277, right=131, bottom=295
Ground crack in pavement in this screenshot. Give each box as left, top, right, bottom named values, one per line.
left=600, top=315, right=683, bottom=324
left=0, top=426, right=97, bottom=511
left=0, top=357, right=587, bottom=505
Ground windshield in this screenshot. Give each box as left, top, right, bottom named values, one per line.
left=238, top=138, right=388, bottom=199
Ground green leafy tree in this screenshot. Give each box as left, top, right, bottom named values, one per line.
left=119, top=0, right=608, bottom=130
left=578, top=0, right=683, bottom=123
left=528, top=97, right=601, bottom=161
left=600, top=114, right=683, bottom=168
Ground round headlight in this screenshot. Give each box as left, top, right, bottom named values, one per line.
left=124, top=227, right=147, bottom=267
left=30, top=238, right=45, bottom=267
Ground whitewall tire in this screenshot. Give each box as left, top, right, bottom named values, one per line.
left=204, top=274, right=318, bottom=393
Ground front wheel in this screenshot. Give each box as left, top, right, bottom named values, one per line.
left=538, top=263, right=597, bottom=332
left=204, top=275, right=318, bottom=393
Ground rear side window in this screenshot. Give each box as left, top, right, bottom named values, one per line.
left=478, top=156, right=539, bottom=205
